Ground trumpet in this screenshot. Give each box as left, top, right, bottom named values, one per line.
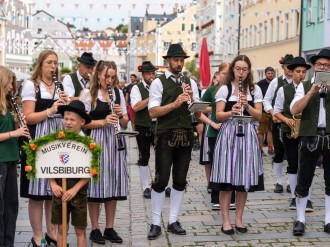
left=107, top=85, right=125, bottom=151
left=9, top=92, right=32, bottom=142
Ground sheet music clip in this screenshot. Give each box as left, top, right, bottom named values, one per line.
left=315, top=71, right=330, bottom=86
left=187, top=101, right=210, bottom=112
left=232, top=115, right=253, bottom=124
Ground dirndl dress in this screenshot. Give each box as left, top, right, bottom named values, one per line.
left=87, top=98, right=128, bottom=202
left=209, top=117, right=264, bottom=192
left=199, top=123, right=210, bottom=165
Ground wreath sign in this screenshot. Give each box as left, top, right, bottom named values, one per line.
left=22, top=130, right=101, bottom=181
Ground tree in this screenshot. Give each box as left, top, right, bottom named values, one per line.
left=116, top=24, right=128, bottom=34
left=60, top=67, right=71, bottom=75
left=184, top=60, right=199, bottom=80
left=30, top=58, right=37, bottom=72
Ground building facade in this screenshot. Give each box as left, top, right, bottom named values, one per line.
left=0, top=6, right=5, bottom=66
left=195, top=0, right=239, bottom=76
left=4, top=0, right=32, bottom=74
left=240, top=0, right=301, bottom=81
left=301, top=0, right=330, bottom=77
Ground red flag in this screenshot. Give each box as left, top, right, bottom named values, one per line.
left=199, top=37, right=211, bottom=88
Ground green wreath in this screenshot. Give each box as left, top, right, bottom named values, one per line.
left=22, top=130, right=101, bottom=181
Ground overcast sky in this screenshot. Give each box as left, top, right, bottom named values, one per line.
left=31, top=0, right=194, bottom=31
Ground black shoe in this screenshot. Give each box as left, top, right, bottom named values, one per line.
left=143, top=188, right=151, bottom=199
left=45, top=233, right=57, bottom=246
left=293, top=221, right=305, bottom=236
left=324, top=223, right=330, bottom=234
left=89, top=229, right=105, bottom=245
left=167, top=221, right=186, bottom=235
left=104, top=228, right=123, bottom=243
left=235, top=225, right=248, bottom=233
left=165, top=187, right=171, bottom=197
left=286, top=184, right=291, bottom=193
left=305, top=200, right=314, bottom=212
left=274, top=183, right=283, bottom=193
left=289, top=198, right=297, bottom=210
left=148, top=224, right=162, bottom=240
left=30, top=238, right=41, bottom=247
left=221, top=227, right=234, bottom=235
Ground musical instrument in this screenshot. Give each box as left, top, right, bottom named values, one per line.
left=9, top=92, right=32, bottom=142
left=52, top=73, right=65, bottom=103
left=232, top=77, right=252, bottom=137
left=290, top=114, right=302, bottom=139
left=107, top=85, right=138, bottom=151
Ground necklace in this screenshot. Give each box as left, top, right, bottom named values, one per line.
left=43, top=81, right=53, bottom=88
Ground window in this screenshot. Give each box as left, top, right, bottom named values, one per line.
left=257, top=69, right=264, bottom=81
left=318, top=0, right=324, bottom=21
left=269, top=19, right=273, bottom=43
left=192, top=42, right=196, bottom=51
left=38, top=28, right=42, bottom=34
left=307, top=0, right=313, bottom=24
left=293, top=10, right=300, bottom=36
left=181, top=23, right=185, bottom=31
left=190, top=24, right=194, bottom=31
left=328, top=0, right=330, bottom=19
left=284, top=13, right=289, bottom=39
left=264, top=21, right=268, bottom=44
left=258, top=25, right=262, bottom=46
left=275, top=16, right=279, bottom=41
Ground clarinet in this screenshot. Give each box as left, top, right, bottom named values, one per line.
left=52, top=73, right=65, bottom=104
left=180, top=73, right=198, bottom=126
left=9, top=92, right=32, bottom=142
left=107, top=85, right=125, bottom=151
left=236, top=77, right=245, bottom=137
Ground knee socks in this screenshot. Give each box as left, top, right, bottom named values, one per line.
left=139, top=166, right=150, bottom=191
left=168, top=188, right=185, bottom=225
left=274, top=162, right=283, bottom=185
left=151, top=190, right=165, bottom=226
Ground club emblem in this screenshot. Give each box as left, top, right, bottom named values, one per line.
left=59, top=152, right=70, bottom=165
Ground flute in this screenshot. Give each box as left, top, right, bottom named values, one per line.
left=9, top=92, right=32, bottom=142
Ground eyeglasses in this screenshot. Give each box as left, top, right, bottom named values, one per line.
left=234, top=66, right=249, bottom=73
left=314, top=62, right=330, bottom=69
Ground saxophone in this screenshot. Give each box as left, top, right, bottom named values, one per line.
left=290, top=114, right=302, bottom=139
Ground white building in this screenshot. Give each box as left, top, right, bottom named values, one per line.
left=4, top=0, right=33, bottom=74
left=0, top=7, right=6, bottom=66
left=196, top=0, right=239, bottom=75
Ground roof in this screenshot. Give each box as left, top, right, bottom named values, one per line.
left=116, top=40, right=127, bottom=48
left=75, top=40, right=94, bottom=48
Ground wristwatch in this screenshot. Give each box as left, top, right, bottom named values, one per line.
left=245, top=104, right=251, bottom=111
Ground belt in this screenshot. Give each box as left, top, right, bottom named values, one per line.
left=317, top=128, right=327, bottom=136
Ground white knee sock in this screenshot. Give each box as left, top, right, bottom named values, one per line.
left=296, top=197, right=308, bottom=223
left=274, top=162, right=283, bottom=184
left=168, top=188, right=185, bottom=225
left=288, top=174, right=298, bottom=199
left=307, top=185, right=312, bottom=201
left=325, top=195, right=330, bottom=225
left=151, top=190, right=165, bottom=226
left=139, top=166, right=150, bottom=191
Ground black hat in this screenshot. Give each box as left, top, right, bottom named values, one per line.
left=287, top=57, right=311, bottom=70
left=310, top=49, right=330, bottom=64
left=279, top=54, right=294, bottom=64
left=138, top=61, right=158, bottom=72
left=77, top=52, right=97, bottom=67
left=58, top=100, right=91, bottom=124
left=162, top=43, right=190, bottom=59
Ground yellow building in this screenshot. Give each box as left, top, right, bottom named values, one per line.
left=240, top=0, right=301, bottom=81
left=130, top=5, right=197, bottom=73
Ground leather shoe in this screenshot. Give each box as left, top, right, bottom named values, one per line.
left=221, top=227, right=234, bottom=235
left=235, top=225, right=248, bottom=233
left=148, top=224, right=161, bottom=240
left=143, top=188, right=151, bottom=199
left=324, top=223, right=330, bottom=234
left=167, top=221, right=186, bottom=235
left=293, top=221, right=305, bottom=236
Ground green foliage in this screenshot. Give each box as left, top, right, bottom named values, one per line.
left=184, top=60, right=199, bottom=79
left=70, top=57, right=78, bottom=72
left=30, top=58, right=37, bottom=72
left=22, top=130, right=101, bottom=182
left=116, top=24, right=128, bottom=33
left=60, top=67, right=71, bottom=75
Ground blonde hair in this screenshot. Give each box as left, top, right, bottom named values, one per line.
left=0, top=66, right=17, bottom=115
left=215, top=62, right=230, bottom=92
left=90, top=60, right=119, bottom=110
left=30, top=50, right=59, bottom=86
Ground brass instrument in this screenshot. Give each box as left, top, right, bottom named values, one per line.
left=290, top=114, right=302, bottom=139
left=107, top=85, right=126, bottom=151
left=9, top=92, right=32, bottom=142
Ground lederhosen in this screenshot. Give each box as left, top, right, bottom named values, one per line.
left=134, top=83, right=155, bottom=167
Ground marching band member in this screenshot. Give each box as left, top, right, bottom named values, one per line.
left=130, top=61, right=158, bottom=199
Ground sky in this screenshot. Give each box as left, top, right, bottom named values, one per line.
left=31, top=0, right=194, bottom=31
